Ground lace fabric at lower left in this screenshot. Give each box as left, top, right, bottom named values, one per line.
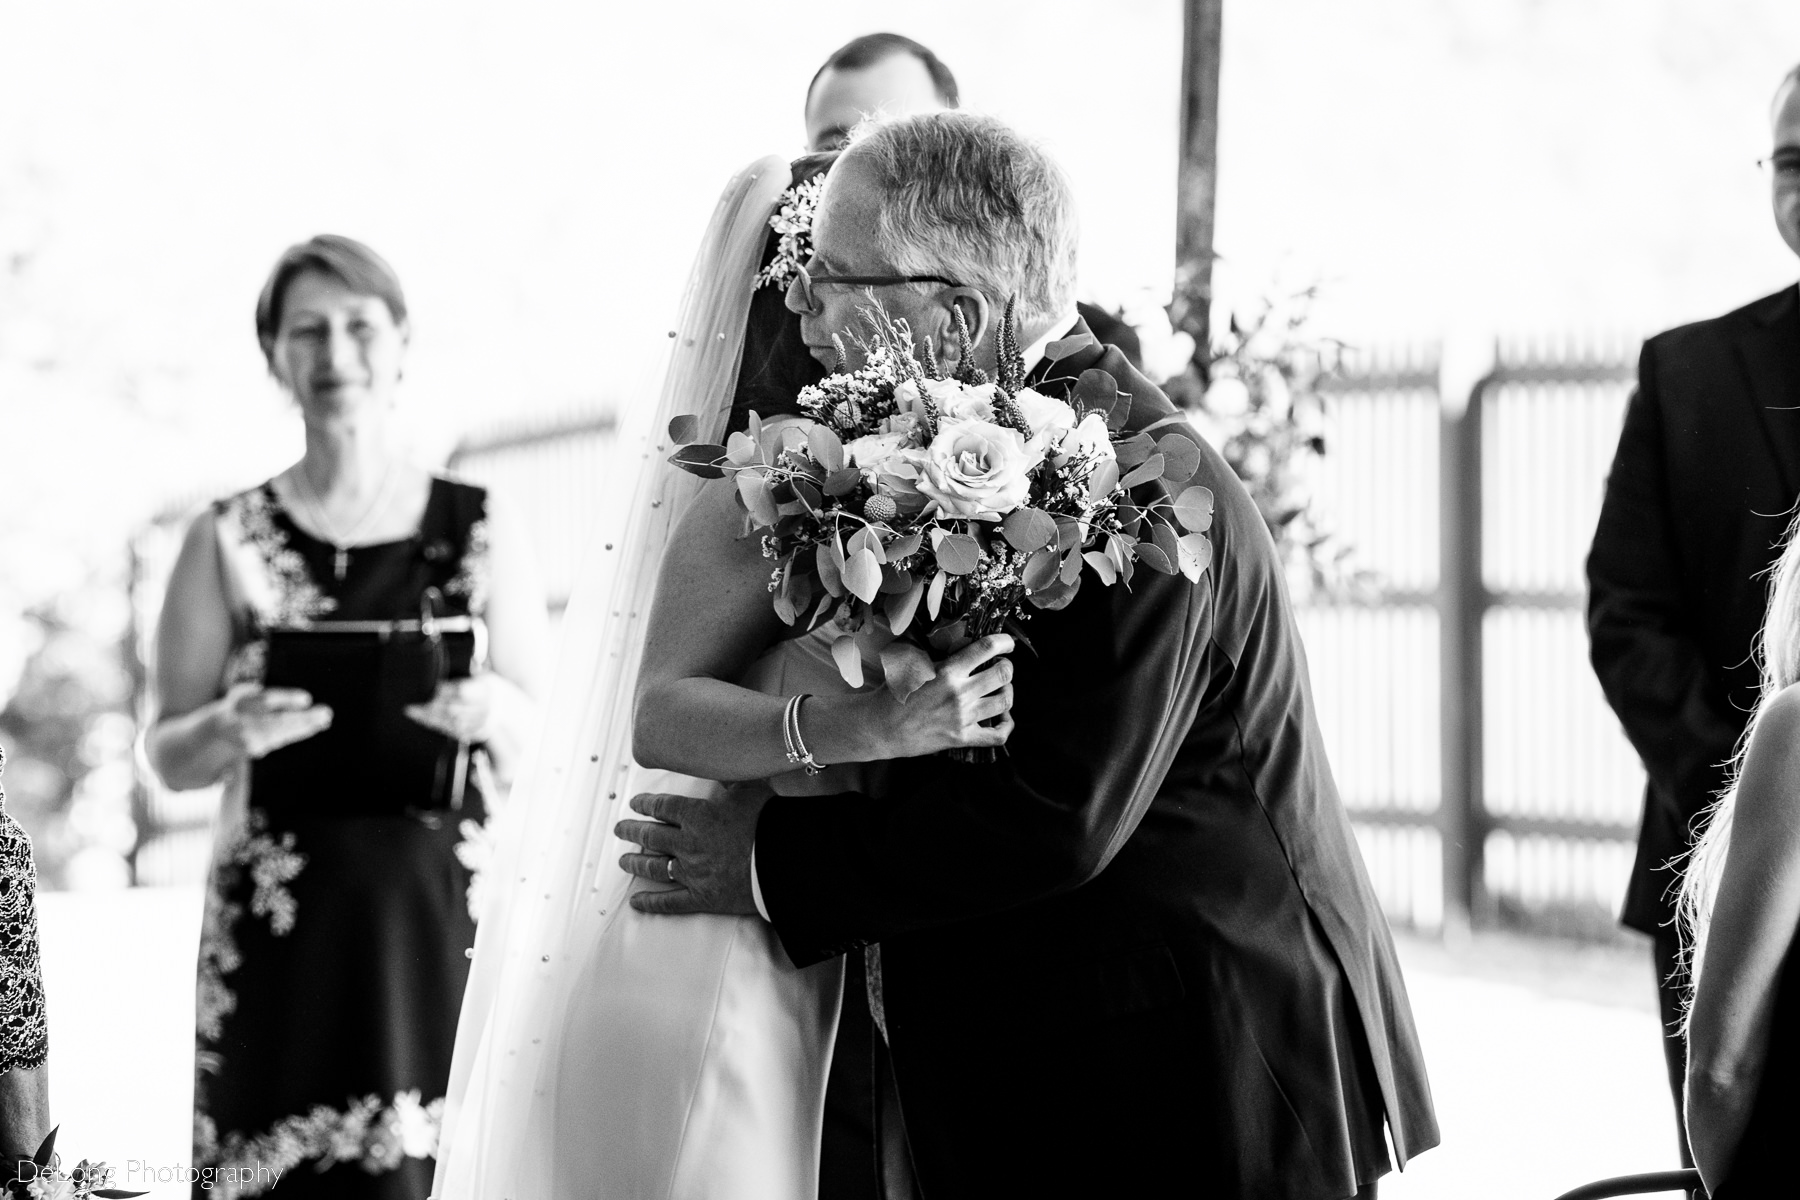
left=0, top=745, right=48, bottom=1074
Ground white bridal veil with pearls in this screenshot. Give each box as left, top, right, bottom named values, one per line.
left=431, top=157, right=795, bottom=1197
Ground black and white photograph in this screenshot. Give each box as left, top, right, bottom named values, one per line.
left=2, top=1, right=1799, bottom=1197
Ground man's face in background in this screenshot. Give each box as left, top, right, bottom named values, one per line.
left=805, top=52, right=947, bottom=152
left=1772, top=77, right=1800, bottom=260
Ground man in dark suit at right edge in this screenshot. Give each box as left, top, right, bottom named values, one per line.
left=1587, top=62, right=1800, bottom=1172
left=803, top=32, right=1145, bottom=369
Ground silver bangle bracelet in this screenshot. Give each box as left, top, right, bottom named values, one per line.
left=782, top=693, right=825, bottom=776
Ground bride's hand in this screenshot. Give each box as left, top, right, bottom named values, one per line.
left=855, top=634, right=1016, bottom=759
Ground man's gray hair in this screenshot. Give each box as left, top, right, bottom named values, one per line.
left=842, top=111, right=1078, bottom=332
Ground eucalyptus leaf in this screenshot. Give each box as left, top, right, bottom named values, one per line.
left=843, top=547, right=883, bottom=603
left=669, top=445, right=727, bottom=479
left=848, top=525, right=887, bottom=564
left=1155, top=433, right=1202, bottom=483
left=886, top=529, right=923, bottom=560
left=1028, top=576, right=1081, bottom=610
left=1043, top=331, right=1100, bottom=363
left=1120, top=454, right=1165, bottom=490
left=737, top=472, right=779, bottom=527
left=793, top=478, right=823, bottom=513
left=1001, top=507, right=1058, bottom=553
left=1073, top=368, right=1118, bottom=415
left=1023, top=546, right=1062, bottom=590
left=1114, top=432, right=1156, bottom=470
left=885, top=576, right=926, bottom=635
left=1178, top=532, right=1213, bottom=581
left=1174, top=486, right=1215, bottom=533
left=927, top=568, right=949, bottom=618
left=807, top=425, right=846, bottom=473
left=1135, top=540, right=1176, bottom=574
left=773, top=567, right=798, bottom=624
left=879, top=565, right=915, bottom=595
left=1083, top=549, right=1117, bottom=586
left=667, top=414, right=700, bottom=444
left=1088, top=457, right=1120, bottom=501
left=1152, top=519, right=1182, bottom=566
left=937, top=534, right=981, bottom=575
left=1054, top=516, right=1085, bottom=553
left=831, top=635, right=866, bottom=688
left=1108, top=533, right=1136, bottom=586
left=825, top=467, right=863, bottom=496
left=1061, top=546, right=1084, bottom=585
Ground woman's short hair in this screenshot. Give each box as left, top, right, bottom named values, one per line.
left=839, top=111, right=1077, bottom=332
left=254, top=234, right=408, bottom=363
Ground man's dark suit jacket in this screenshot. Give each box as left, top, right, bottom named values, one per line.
left=757, top=324, right=1439, bottom=1199
left=1589, top=285, right=1800, bottom=935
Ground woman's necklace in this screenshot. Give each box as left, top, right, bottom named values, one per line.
left=291, top=461, right=406, bottom=581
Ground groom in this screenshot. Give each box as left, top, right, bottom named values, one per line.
left=619, top=112, right=1437, bottom=1199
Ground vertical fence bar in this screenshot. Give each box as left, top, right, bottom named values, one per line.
left=1438, top=341, right=1496, bottom=933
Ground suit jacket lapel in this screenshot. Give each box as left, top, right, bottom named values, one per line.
left=1737, top=285, right=1800, bottom=497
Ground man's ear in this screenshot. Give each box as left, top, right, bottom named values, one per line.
left=937, top=288, right=992, bottom=369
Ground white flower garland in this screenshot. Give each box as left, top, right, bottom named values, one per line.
left=754, top=174, right=825, bottom=291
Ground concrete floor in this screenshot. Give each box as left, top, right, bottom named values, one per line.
left=34, top=888, right=1685, bottom=1199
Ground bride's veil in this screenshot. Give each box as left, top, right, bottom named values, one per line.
left=432, top=157, right=791, bottom=1197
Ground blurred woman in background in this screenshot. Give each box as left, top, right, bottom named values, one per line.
left=145, top=235, right=546, bottom=1196
left=0, top=746, right=49, bottom=1167
left=1682, top=507, right=1800, bottom=1198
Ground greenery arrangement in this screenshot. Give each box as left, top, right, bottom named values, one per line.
left=1161, top=287, right=1367, bottom=599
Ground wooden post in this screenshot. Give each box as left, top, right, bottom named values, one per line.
left=1438, top=336, right=1496, bottom=935
left=1170, top=0, right=1224, bottom=368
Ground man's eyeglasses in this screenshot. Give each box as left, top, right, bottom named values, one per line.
left=791, top=262, right=962, bottom=311
left=1757, top=151, right=1800, bottom=185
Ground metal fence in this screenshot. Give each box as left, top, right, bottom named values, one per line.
left=1301, top=336, right=1644, bottom=936
left=128, top=352, right=1653, bottom=939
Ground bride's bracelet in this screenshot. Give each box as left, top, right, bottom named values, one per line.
left=782, top=694, right=825, bottom=776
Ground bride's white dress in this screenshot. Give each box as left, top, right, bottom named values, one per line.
left=550, top=626, right=879, bottom=1197
left=432, top=158, right=864, bottom=1200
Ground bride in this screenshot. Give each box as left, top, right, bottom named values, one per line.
left=431, top=156, right=1013, bottom=1198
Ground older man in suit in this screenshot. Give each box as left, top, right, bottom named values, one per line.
left=623, top=110, right=1436, bottom=1200
left=1587, top=62, right=1800, bottom=1172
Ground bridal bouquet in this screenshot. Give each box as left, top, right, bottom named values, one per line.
left=668, top=305, right=1214, bottom=693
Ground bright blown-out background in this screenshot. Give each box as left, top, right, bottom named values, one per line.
left=2, top=1, right=1798, bottom=1193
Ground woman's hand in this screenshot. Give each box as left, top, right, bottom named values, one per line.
left=405, top=672, right=537, bottom=783
left=847, top=634, right=1016, bottom=760
left=405, top=676, right=500, bottom=743
left=216, top=682, right=334, bottom=759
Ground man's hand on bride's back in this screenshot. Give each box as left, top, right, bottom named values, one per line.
left=856, top=634, right=1016, bottom=759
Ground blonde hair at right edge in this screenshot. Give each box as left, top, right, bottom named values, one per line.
left=1679, top=506, right=1800, bottom=1020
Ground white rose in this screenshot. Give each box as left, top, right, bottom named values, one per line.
left=845, top=432, right=908, bottom=470
left=913, top=418, right=1043, bottom=520
left=922, top=378, right=998, bottom=422
left=1059, top=411, right=1117, bottom=469
left=1012, top=387, right=1077, bottom=457
left=880, top=410, right=923, bottom=439
left=892, top=379, right=925, bottom=419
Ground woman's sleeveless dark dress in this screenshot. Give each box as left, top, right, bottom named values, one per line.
left=1715, top=937, right=1800, bottom=1198
left=192, top=477, right=494, bottom=1198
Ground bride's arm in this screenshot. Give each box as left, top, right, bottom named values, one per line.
left=633, top=480, right=1012, bottom=781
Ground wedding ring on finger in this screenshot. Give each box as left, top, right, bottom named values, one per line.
left=665, top=857, right=679, bottom=883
